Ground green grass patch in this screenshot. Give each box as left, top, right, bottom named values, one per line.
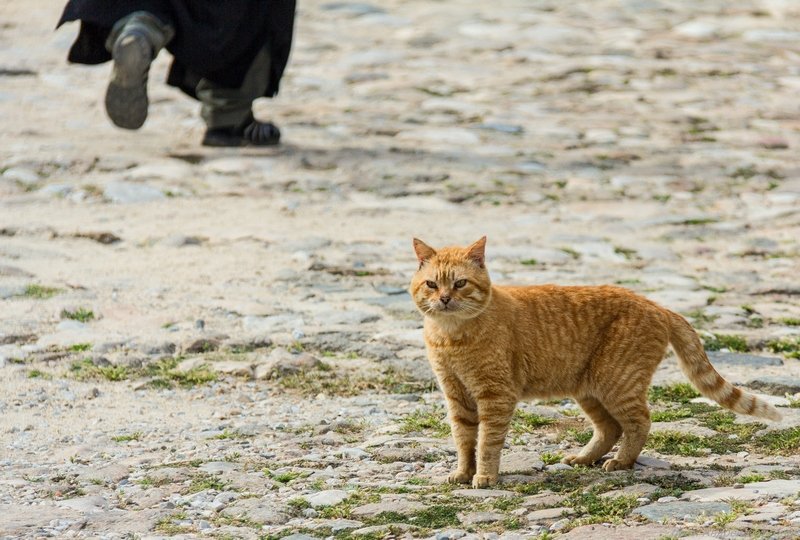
left=266, top=470, right=308, bottom=484
left=521, top=258, right=538, bottom=266
left=21, top=284, right=61, bottom=299
left=703, top=333, right=748, bottom=353
left=399, top=408, right=450, bottom=437
left=68, top=343, right=92, bottom=352
left=565, top=428, right=593, bottom=445
left=209, top=429, right=252, bottom=440
left=278, top=366, right=435, bottom=397
left=187, top=473, right=226, bottom=493
left=112, top=432, right=142, bottom=443
left=60, top=308, right=95, bottom=322
left=565, top=492, right=640, bottom=527
left=649, top=383, right=700, bottom=404
left=27, top=369, right=51, bottom=379
left=70, top=359, right=129, bottom=382
left=754, top=427, right=800, bottom=454
left=154, top=512, right=192, bottom=534
left=778, top=318, right=800, bottom=327
left=737, top=473, right=766, bottom=484
left=651, top=408, right=694, bottom=422
left=766, top=338, right=800, bottom=359
left=683, top=309, right=719, bottom=329
left=510, top=410, right=555, bottom=433
left=540, top=451, right=563, bottom=465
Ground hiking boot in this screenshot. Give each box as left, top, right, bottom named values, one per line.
left=105, top=30, right=153, bottom=129
left=202, top=114, right=281, bottom=147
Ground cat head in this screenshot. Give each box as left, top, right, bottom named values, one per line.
left=409, top=237, right=492, bottom=321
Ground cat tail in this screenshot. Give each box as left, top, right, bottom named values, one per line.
left=667, top=310, right=781, bottom=421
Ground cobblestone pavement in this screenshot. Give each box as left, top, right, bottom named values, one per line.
left=2, top=0, right=800, bottom=538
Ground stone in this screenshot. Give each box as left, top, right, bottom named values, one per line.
left=707, top=351, right=783, bottom=367
left=747, top=376, right=800, bottom=396
left=522, top=492, right=567, bottom=508
left=256, top=349, right=322, bottom=380
left=452, top=489, right=516, bottom=499
left=632, top=501, right=731, bottom=522
left=103, top=181, right=166, bottom=204
left=600, top=483, right=659, bottom=499
left=562, top=524, right=681, bottom=539
left=183, top=337, right=221, bottom=354
left=634, top=456, right=672, bottom=469
left=500, top=451, right=546, bottom=474
left=210, top=361, right=254, bottom=378
left=242, top=314, right=305, bottom=333
left=458, top=511, right=504, bottom=525
left=221, top=498, right=288, bottom=525
left=436, top=530, right=466, bottom=540
left=351, top=499, right=425, bottom=517
left=306, top=490, right=349, bottom=508
left=680, top=480, right=800, bottom=502
left=526, top=507, right=573, bottom=521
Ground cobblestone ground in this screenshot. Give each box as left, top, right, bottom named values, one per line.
left=2, top=0, right=800, bottom=538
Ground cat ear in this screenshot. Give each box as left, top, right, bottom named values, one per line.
left=413, top=238, right=436, bottom=267
left=466, top=236, right=487, bottom=267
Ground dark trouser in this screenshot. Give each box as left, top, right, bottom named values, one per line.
left=108, top=11, right=270, bottom=129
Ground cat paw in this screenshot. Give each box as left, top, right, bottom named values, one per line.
left=561, top=454, right=596, bottom=466
left=471, top=474, right=497, bottom=488
left=447, top=470, right=474, bottom=484
left=602, top=459, right=634, bottom=472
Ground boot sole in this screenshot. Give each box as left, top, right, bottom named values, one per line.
left=105, top=34, right=150, bottom=130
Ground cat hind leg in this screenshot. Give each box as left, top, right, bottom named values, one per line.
left=562, top=396, right=622, bottom=466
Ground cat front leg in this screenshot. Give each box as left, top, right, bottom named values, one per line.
left=441, top=382, right=478, bottom=484
left=473, top=396, right=516, bottom=488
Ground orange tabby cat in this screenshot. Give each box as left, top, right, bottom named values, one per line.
left=410, top=236, right=780, bottom=488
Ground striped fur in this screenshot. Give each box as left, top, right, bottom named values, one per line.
left=410, top=237, right=781, bottom=488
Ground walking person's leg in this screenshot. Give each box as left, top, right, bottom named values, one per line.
left=197, top=46, right=281, bottom=147
left=105, top=11, right=174, bottom=129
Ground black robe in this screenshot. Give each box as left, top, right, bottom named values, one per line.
left=57, top=0, right=295, bottom=99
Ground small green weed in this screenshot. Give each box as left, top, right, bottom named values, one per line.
left=649, top=383, right=700, bottom=404
left=540, top=451, right=563, bottom=465
left=511, top=410, right=555, bottom=433
left=187, top=473, right=226, bottom=493
left=60, top=308, right=95, bottom=322
left=68, top=343, right=92, bottom=352
left=112, top=432, right=142, bottom=443
left=399, top=408, right=450, bottom=437
left=22, top=284, right=61, bottom=299
left=766, top=338, right=800, bottom=359
left=28, top=369, right=51, bottom=379
left=704, top=334, right=748, bottom=353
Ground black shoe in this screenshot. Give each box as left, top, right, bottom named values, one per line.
left=202, top=115, right=281, bottom=147
left=105, top=31, right=152, bottom=130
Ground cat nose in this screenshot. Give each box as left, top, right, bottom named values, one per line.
left=440, top=295, right=451, bottom=305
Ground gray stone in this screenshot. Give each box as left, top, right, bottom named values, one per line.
left=0, top=285, right=25, bottom=299
left=600, top=483, right=659, bottom=499
left=221, top=498, right=288, bottom=525
left=436, top=530, right=466, bottom=540
left=522, top=492, right=567, bottom=508
left=707, top=351, right=783, bottom=367
left=452, top=489, right=516, bottom=499
left=242, top=314, right=304, bottom=333
left=747, top=376, right=800, bottom=396
left=632, top=501, right=731, bottom=522
left=634, top=455, right=672, bottom=470
left=306, top=490, right=349, bottom=508
left=282, top=535, right=320, bottom=540
left=104, top=181, right=166, bottom=204
left=500, top=451, right=545, bottom=474
left=527, top=507, right=573, bottom=521
left=351, top=499, right=425, bottom=517
left=458, top=511, right=504, bottom=525
left=680, top=480, right=800, bottom=502
left=256, top=349, right=321, bottom=380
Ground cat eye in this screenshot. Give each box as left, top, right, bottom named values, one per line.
left=425, top=280, right=438, bottom=289
left=454, top=279, right=467, bottom=289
